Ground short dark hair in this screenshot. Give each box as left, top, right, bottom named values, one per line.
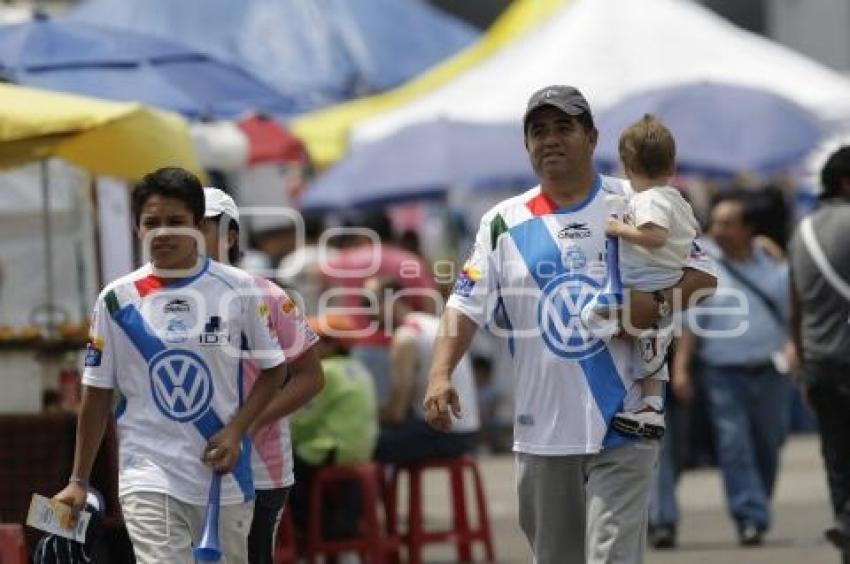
left=131, top=167, right=204, bottom=226
left=209, top=214, right=241, bottom=265
left=619, top=114, right=676, bottom=178
left=358, top=210, right=393, bottom=242
left=820, top=145, right=850, bottom=199
left=709, top=188, right=756, bottom=228
left=574, top=112, right=596, bottom=133
left=303, top=214, right=326, bottom=241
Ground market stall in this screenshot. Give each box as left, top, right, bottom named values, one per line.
left=0, top=82, right=201, bottom=413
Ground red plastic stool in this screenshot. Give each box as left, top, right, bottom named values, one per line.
left=0, top=524, right=28, bottom=564
left=306, top=463, right=402, bottom=564
left=386, top=455, right=495, bottom=564
left=274, top=508, right=298, bottom=564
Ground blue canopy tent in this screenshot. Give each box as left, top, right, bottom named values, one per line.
left=69, top=0, right=479, bottom=113
left=0, top=15, right=298, bottom=119
left=594, top=82, right=824, bottom=176
left=301, top=120, right=535, bottom=212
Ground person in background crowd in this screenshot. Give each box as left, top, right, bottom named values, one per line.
left=289, top=314, right=378, bottom=540
left=423, top=85, right=717, bottom=564
left=277, top=214, right=338, bottom=316
left=243, top=220, right=298, bottom=274
left=471, top=354, right=509, bottom=453
left=748, top=184, right=790, bottom=250
left=367, top=276, right=480, bottom=464
left=323, top=210, right=438, bottom=406
left=646, top=350, right=694, bottom=549
left=398, top=229, right=423, bottom=257
left=678, top=190, right=794, bottom=546
left=201, top=187, right=324, bottom=564
left=789, top=146, right=850, bottom=562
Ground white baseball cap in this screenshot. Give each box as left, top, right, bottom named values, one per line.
left=203, top=187, right=240, bottom=226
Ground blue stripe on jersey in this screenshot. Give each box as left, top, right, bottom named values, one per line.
left=231, top=333, right=255, bottom=500
left=238, top=333, right=248, bottom=406
left=111, top=302, right=252, bottom=494
left=494, top=288, right=515, bottom=357
left=579, top=352, right=632, bottom=449
left=194, top=408, right=225, bottom=438
left=508, top=215, right=629, bottom=445
left=113, top=304, right=167, bottom=361
left=193, top=399, right=254, bottom=500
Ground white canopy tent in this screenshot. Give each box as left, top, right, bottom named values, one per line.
left=353, top=0, right=850, bottom=145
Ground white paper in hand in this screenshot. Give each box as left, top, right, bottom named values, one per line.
left=26, top=494, right=91, bottom=542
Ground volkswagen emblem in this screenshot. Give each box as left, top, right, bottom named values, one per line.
left=148, top=350, right=214, bottom=422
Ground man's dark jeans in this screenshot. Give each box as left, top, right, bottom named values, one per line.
left=374, top=418, right=476, bottom=465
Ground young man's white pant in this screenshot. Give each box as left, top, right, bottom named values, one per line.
left=517, top=440, right=659, bottom=564
left=121, top=492, right=254, bottom=564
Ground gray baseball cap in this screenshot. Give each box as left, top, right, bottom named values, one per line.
left=523, top=85, right=593, bottom=132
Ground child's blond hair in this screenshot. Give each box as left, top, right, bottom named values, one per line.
left=618, top=114, right=676, bottom=178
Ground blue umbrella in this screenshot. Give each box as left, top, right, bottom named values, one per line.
left=0, top=14, right=297, bottom=119
left=69, top=0, right=479, bottom=113
left=301, top=120, right=536, bottom=212
left=594, top=82, right=824, bottom=176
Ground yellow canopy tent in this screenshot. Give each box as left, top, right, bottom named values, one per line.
left=0, top=82, right=202, bottom=179
left=292, top=0, right=569, bottom=168
left=0, top=83, right=203, bottom=338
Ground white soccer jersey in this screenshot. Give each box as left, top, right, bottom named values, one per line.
left=83, top=258, right=286, bottom=506
left=401, top=312, right=480, bottom=433
left=447, top=175, right=715, bottom=455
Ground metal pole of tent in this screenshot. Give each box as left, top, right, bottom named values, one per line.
left=40, top=159, right=56, bottom=339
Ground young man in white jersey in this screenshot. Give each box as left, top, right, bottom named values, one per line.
left=52, top=168, right=288, bottom=564
left=201, top=188, right=324, bottom=564
left=365, top=277, right=479, bottom=464
left=423, top=86, right=717, bottom=564
left=587, top=115, right=700, bottom=439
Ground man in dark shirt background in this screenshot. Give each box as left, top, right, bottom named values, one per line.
left=789, top=146, right=850, bottom=563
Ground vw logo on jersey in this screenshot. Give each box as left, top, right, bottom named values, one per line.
left=538, top=273, right=606, bottom=360
left=148, top=350, right=214, bottom=422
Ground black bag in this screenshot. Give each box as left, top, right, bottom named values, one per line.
left=32, top=489, right=104, bottom=564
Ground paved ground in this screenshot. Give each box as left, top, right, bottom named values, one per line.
left=409, top=435, right=842, bottom=563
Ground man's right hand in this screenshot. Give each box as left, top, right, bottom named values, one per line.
left=52, top=482, right=88, bottom=524
left=423, top=375, right=462, bottom=432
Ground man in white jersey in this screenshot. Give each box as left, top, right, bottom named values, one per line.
left=202, top=188, right=324, bottom=564
left=52, top=168, right=288, bottom=564
left=424, top=86, right=717, bottom=564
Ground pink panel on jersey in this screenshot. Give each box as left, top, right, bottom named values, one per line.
left=244, top=276, right=319, bottom=488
